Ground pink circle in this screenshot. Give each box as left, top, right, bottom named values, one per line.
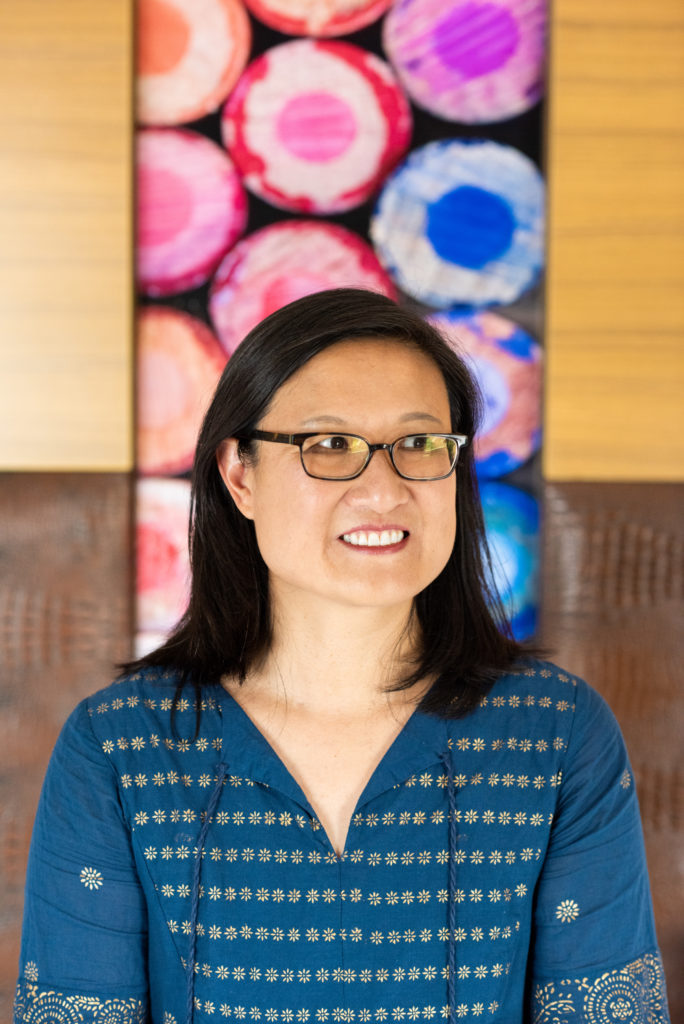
left=137, top=349, right=188, bottom=430
left=242, top=0, right=393, bottom=37
left=223, top=40, right=412, bottom=214
left=276, top=92, right=357, bottom=163
left=209, top=221, right=397, bottom=356
left=136, top=129, right=247, bottom=296
left=137, top=522, right=180, bottom=592
left=137, top=306, right=226, bottom=476
left=137, top=166, right=192, bottom=247
left=136, top=477, right=191, bottom=633
left=433, top=2, right=520, bottom=80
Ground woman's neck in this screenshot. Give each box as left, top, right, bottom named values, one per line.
left=237, top=594, right=424, bottom=715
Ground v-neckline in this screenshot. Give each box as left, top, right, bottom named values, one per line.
left=216, top=686, right=449, bottom=857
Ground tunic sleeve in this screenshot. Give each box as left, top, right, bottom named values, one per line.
left=13, top=699, right=149, bottom=1023
left=528, top=680, right=670, bottom=1022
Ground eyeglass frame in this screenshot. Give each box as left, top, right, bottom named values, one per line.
left=239, top=429, right=469, bottom=481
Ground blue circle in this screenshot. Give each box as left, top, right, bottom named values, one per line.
left=426, top=185, right=516, bottom=270
left=480, top=481, right=539, bottom=640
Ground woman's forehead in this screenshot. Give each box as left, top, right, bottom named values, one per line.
left=265, top=337, right=451, bottom=424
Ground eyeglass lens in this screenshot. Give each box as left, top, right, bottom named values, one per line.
left=300, top=434, right=458, bottom=480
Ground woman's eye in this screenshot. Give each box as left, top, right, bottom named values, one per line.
left=315, top=435, right=352, bottom=452
left=402, top=435, right=429, bottom=451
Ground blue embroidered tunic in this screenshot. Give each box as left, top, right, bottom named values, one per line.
left=14, top=661, right=669, bottom=1024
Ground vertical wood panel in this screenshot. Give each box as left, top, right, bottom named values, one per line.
left=545, top=0, right=684, bottom=480
left=0, top=1, right=133, bottom=470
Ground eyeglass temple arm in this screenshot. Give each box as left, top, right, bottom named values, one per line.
left=246, top=430, right=300, bottom=444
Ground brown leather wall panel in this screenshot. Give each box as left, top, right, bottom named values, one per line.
left=0, top=473, right=133, bottom=1018
left=540, top=482, right=683, bottom=1018
left=1, top=478, right=681, bottom=1018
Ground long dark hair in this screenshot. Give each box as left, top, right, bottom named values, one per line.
left=125, top=288, right=528, bottom=717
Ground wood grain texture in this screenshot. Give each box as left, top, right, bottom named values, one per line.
left=0, top=473, right=133, bottom=1018
left=545, top=0, right=684, bottom=480
left=539, top=482, right=684, bottom=1017
left=0, top=1, right=133, bottom=470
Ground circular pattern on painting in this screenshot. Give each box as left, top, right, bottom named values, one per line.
left=243, top=0, right=394, bottom=37
left=209, top=220, right=397, bottom=356
left=137, top=0, right=251, bottom=125
left=370, top=138, right=544, bottom=308
left=480, top=481, right=539, bottom=640
left=222, top=41, right=412, bottom=214
left=432, top=310, right=542, bottom=478
left=383, top=0, right=546, bottom=122
left=137, top=307, right=226, bottom=475
left=137, top=129, right=247, bottom=296
left=136, top=477, right=191, bottom=636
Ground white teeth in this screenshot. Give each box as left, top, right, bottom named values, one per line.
left=342, top=530, right=405, bottom=547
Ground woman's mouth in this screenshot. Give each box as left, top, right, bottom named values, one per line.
left=341, top=529, right=408, bottom=547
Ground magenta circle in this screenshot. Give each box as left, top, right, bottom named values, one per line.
left=433, top=2, right=520, bottom=80
left=137, top=165, right=193, bottom=247
left=276, top=91, right=358, bottom=163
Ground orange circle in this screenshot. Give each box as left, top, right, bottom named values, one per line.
left=137, top=0, right=190, bottom=76
left=137, top=0, right=251, bottom=126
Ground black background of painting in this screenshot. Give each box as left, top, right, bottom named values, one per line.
left=139, top=11, right=544, bottom=330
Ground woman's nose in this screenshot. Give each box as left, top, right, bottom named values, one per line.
left=345, top=447, right=409, bottom=507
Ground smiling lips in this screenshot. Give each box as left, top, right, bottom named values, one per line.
left=341, top=529, right=407, bottom=547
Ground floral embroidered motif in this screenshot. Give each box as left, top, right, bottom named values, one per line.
left=555, top=899, right=580, bottom=923
left=533, top=952, right=668, bottom=1024
left=14, top=979, right=146, bottom=1023
left=79, top=866, right=103, bottom=890
left=23, top=963, right=38, bottom=983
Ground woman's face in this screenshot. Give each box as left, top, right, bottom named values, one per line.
left=218, top=337, right=457, bottom=618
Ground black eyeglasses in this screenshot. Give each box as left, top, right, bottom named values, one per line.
left=242, top=430, right=468, bottom=481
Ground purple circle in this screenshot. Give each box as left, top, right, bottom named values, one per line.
left=433, top=2, right=520, bottom=80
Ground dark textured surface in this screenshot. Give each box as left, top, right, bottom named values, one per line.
left=0, top=476, right=681, bottom=1019
left=539, top=482, right=683, bottom=1020
left=0, top=473, right=133, bottom=1017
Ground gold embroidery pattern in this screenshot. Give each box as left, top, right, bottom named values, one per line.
left=20, top=665, right=661, bottom=1023
left=533, top=952, right=669, bottom=1024
left=14, top=979, right=146, bottom=1023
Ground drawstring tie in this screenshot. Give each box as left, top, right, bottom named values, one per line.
left=440, top=750, right=458, bottom=1024
left=186, top=761, right=228, bottom=1024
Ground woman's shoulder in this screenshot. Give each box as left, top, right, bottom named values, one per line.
left=85, top=665, right=181, bottom=709
left=490, top=657, right=602, bottom=705
left=471, top=657, right=620, bottom=746
left=69, top=666, right=222, bottom=743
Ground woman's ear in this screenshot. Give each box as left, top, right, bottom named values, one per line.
left=216, top=439, right=255, bottom=520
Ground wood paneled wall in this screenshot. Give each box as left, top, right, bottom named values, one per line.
left=544, top=0, right=684, bottom=480
left=0, top=1, right=133, bottom=471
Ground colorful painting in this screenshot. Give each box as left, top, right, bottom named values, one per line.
left=135, top=1, right=545, bottom=646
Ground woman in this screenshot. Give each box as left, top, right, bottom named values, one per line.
left=15, top=289, right=669, bottom=1024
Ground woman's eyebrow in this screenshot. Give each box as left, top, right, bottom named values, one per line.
left=299, top=412, right=445, bottom=428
